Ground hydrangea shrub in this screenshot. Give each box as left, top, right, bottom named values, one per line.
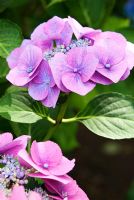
left=0, top=16, right=134, bottom=199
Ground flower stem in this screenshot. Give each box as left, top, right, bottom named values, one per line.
left=10, top=121, right=21, bottom=137
left=44, top=95, right=70, bottom=140
left=62, top=117, right=77, bottom=123
left=27, top=124, right=32, bottom=152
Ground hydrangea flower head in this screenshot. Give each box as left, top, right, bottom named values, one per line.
left=6, top=16, right=134, bottom=108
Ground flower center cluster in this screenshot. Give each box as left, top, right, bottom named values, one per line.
left=0, top=155, right=29, bottom=189
left=44, top=38, right=92, bottom=61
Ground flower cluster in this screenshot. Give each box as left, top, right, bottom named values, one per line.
left=0, top=132, right=89, bottom=200
left=6, top=16, right=134, bottom=108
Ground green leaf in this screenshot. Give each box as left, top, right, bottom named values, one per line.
left=47, top=0, right=65, bottom=8
left=53, top=123, right=79, bottom=152
left=102, top=16, right=130, bottom=31
left=0, top=92, right=42, bottom=123
left=77, top=93, right=134, bottom=139
left=0, top=0, right=28, bottom=13
left=0, top=57, right=9, bottom=82
left=0, top=19, right=23, bottom=58
left=117, top=28, right=134, bottom=43
left=66, top=0, right=115, bottom=28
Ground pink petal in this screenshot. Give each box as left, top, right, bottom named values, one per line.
left=29, top=173, right=71, bottom=184
left=62, top=72, right=96, bottom=95
left=66, top=47, right=98, bottom=82
left=18, top=44, right=42, bottom=75
left=6, top=67, right=32, bottom=86
left=31, top=141, right=62, bottom=167
left=94, top=31, right=127, bottom=65
left=0, top=191, right=8, bottom=200
left=18, top=149, right=50, bottom=175
left=68, top=16, right=101, bottom=40
left=44, top=16, right=65, bottom=39
left=7, top=47, right=22, bottom=69
left=49, top=53, right=70, bottom=92
left=9, top=186, right=27, bottom=200
left=0, top=132, right=13, bottom=147
left=67, top=16, right=84, bottom=39
left=91, top=71, right=113, bottom=85
left=125, top=41, right=134, bottom=70
left=41, top=86, right=60, bottom=108
left=69, top=187, right=89, bottom=200
left=29, top=191, right=42, bottom=200
left=120, top=68, right=130, bottom=80
left=28, top=82, right=49, bottom=100
left=0, top=135, right=30, bottom=156
left=97, top=60, right=127, bottom=83
left=49, top=156, right=75, bottom=176
left=56, top=21, right=73, bottom=46
left=28, top=61, right=55, bottom=101
left=31, top=23, right=52, bottom=51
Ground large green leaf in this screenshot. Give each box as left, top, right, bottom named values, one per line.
left=0, top=19, right=23, bottom=58
left=102, top=16, right=130, bottom=31
left=118, top=28, right=134, bottom=43
left=66, top=0, right=115, bottom=27
left=0, top=92, right=42, bottom=123
left=0, top=0, right=28, bottom=12
left=77, top=93, right=134, bottom=139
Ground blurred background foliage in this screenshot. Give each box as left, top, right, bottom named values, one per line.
left=1, top=0, right=134, bottom=199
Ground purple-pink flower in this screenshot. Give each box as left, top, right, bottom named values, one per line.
left=18, top=140, right=75, bottom=178
left=45, top=178, right=89, bottom=200
left=0, top=132, right=30, bottom=156
left=6, top=16, right=134, bottom=108
left=28, top=60, right=60, bottom=108
left=90, top=31, right=134, bottom=84
left=6, top=44, right=42, bottom=86
left=49, top=47, right=98, bottom=95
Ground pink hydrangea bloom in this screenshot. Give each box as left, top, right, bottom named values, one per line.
left=6, top=16, right=134, bottom=108
left=0, top=186, right=43, bottom=200
left=28, top=60, right=60, bottom=108
left=0, top=132, right=30, bottom=156
left=49, top=47, right=98, bottom=95
left=45, top=178, right=89, bottom=200
left=18, top=140, right=75, bottom=178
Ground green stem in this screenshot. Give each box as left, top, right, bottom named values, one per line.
left=44, top=95, right=70, bottom=140
left=56, top=97, right=69, bottom=124
left=47, top=116, right=56, bottom=124
left=44, top=124, right=59, bottom=140
left=28, top=124, right=32, bottom=152
left=62, top=117, right=77, bottom=123
left=10, top=121, right=21, bottom=137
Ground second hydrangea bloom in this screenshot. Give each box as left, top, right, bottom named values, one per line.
left=6, top=16, right=134, bottom=108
